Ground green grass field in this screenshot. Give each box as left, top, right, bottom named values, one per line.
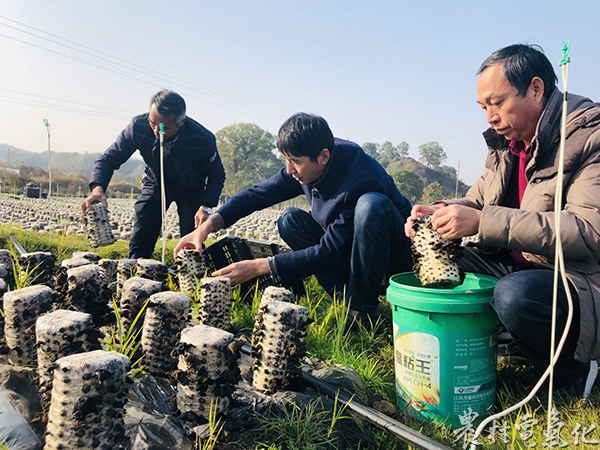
left=1, top=225, right=599, bottom=449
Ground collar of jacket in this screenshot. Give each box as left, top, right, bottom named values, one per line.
left=532, top=90, right=598, bottom=178
left=307, top=139, right=357, bottom=197
left=151, top=119, right=188, bottom=159
left=481, top=89, right=597, bottom=176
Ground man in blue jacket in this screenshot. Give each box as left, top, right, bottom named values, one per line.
left=81, top=90, right=226, bottom=259
left=174, top=112, right=412, bottom=329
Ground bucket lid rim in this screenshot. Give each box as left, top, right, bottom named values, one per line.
left=388, top=272, right=498, bottom=294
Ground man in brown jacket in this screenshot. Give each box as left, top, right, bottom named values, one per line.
left=406, top=44, right=600, bottom=400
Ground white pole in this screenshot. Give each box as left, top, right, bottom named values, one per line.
left=159, top=123, right=166, bottom=264
left=43, top=119, right=51, bottom=199
left=455, top=159, right=460, bottom=197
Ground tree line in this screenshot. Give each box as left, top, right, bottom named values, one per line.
left=216, top=123, right=468, bottom=204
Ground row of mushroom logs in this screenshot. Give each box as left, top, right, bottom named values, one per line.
left=1, top=247, right=311, bottom=447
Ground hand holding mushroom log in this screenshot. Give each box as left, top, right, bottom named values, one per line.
left=430, top=204, right=481, bottom=240
left=405, top=204, right=481, bottom=240
left=405, top=204, right=441, bottom=239
left=212, top=258, right=270, bottom=285
left=410, top=215, right=465, bottom=289
left=80, top=185, right=108, bottom=215
left=173, top=216, right=215, bottom=257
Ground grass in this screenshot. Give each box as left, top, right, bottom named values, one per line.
left=197, top=399, right=225, bottom=450
left=254, top=396, right=349, bottom=449
left=226, top=278, right=600, bottom=449
left=100, top=296, right=149, bottom=376
left=0, top=224, right=175, bottom=266
left=7, top=243, right=44, bottom=290
left=3, top=227, right=600, bottom=449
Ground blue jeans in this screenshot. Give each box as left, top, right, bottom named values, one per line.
left=459, top=248, right=586, bottom=388
left=129, top=187, right=202, bottom=259
left=277, top=192, right=412, bottom=312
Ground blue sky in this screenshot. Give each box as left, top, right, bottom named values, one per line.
left=1, top=0, right=599, bottom=185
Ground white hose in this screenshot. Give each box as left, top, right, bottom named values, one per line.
left=469, top=42, right=573, bottom=448
left=159, top=125, right=167, bottom=264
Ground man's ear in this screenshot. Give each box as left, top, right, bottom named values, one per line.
left=529, top=77, right=545, bottom=102
left=319, top=148, right=331, bottom=164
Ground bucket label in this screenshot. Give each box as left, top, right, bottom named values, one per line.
left=395, top=332, right=440, bottom=405
left=450, top=334, right=496, bottom=416
left=392, top=318, right=497, bottom=429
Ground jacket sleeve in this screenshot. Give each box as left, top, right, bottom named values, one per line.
left=89, top=119, right=138, bottom=191
left=479, top=130, right=600, bottom=262
left=200, top=140, right=226, bottom=207
left=217, top=168, right=303, bottom=227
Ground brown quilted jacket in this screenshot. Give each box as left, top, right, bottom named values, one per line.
left=449, top=88, right=600, bottom=361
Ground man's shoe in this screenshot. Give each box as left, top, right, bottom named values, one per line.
left=497, top=327, right=528, bottom=366
left=497, top=347, right=529, bottom=366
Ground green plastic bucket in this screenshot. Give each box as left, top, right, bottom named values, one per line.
left=386, top=272, right=498, bottom=429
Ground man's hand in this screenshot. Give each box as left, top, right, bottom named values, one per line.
left=405, top=204, right=444, bottom=238
left=80, top=186, right=107, bottom=214
left=194, top=209, right=210, bottom=228
left=212, top=259, right=270, bottom=285
left=431, top=204, right=481, bottom=239
left=173, top=220, right=215, bottom=258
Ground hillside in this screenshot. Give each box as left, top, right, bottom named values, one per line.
left=387, top=156, right=470, bottom=198
left=0, top=143, right=144, bottom=183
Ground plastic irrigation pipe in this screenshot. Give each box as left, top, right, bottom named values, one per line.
left=10, top=236, right=27, bottom=256
left=240, top=344, right=451, bottom=450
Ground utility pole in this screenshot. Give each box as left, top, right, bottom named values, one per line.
left=43, top=119, right=51, bottom=199
left=455, top=159, right=461, bottom=197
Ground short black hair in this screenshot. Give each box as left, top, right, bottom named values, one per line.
left=276, top=113, right=335, bottom=162
left=149, top=90, right=186, bottom=123
left=477, top=44, right=558, bottom=99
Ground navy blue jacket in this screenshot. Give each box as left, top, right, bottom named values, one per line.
left=216, top=138, right=412, bottom=281
left=89, top=113, right=225, bottom=206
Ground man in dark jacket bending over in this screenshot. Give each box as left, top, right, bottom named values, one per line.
left=174, top=112, right=413, bottom=329
left=81, top=90, right=226, bottom=259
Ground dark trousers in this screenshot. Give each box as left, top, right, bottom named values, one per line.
left=459, top=247, right=586, bottom=388
left=277, top=192, right=412, bottom=312
left=128, top=188, right=203, bottom=259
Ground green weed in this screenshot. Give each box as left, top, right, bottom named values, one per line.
left=196, top=399, right=225, bottom=450
left=8, top=243, right=43, bottom=290
left=101, top=297, right=149, bottom=375
left=164, top=273, right=179, bottom=292
left=5, top=227, right=600, bottom=449
left=230, top=283, right=256, bottom=333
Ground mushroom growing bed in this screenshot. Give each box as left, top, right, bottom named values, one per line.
left=0, top=197, right=391, bottom=450
left=0, top=247, right=343, bottom=450
left=0, top=196, right=288, bottom=243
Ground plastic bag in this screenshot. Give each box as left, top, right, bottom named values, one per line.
left=0, top=387, right=42, bottom=450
